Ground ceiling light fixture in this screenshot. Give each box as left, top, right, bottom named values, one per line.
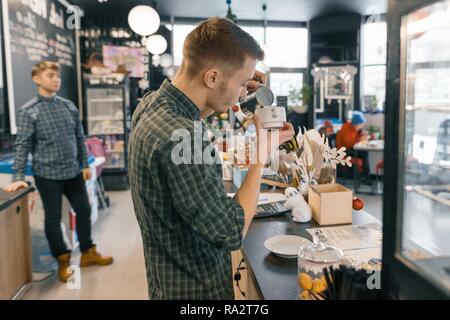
left=146, top=34, right=167, bottom=55
left=128, top=5, right=160, bottom=36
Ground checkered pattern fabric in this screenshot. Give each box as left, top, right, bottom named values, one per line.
left=12, top=95, right=88, bottom=181
left=129, top=80, right=245, bottom=300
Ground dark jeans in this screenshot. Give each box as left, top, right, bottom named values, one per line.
left=35, top=174, right=94, bottom=258
left=347, top=149, right=371, bottom=177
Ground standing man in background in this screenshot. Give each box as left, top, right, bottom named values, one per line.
left=3, top=61, right=113, bottom=282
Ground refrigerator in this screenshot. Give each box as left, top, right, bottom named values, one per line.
left=84, top=75, right=130, bottom=190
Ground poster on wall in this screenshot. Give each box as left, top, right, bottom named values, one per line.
left=103, top=45, right=146, bottom=78
left=2, top=0, right=78, bottom=134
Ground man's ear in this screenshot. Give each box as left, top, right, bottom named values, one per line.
left=203, top=68, right=222, bottom=89
left=32, top=75, right=41, bottom=86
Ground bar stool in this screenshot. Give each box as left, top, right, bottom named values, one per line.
left=374, top=160, right=384, bottom=194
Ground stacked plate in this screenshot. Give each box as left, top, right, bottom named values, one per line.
left=264, top=235, right=311, bottom=258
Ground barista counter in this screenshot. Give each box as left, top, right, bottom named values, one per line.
left=224, top=181, right=381, bottom=300
left=0, top=186, right=34, bottom=299
left=241, top=209, right=380, bottom=300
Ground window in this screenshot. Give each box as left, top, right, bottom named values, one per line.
left=361, top=21, right=387, bottom=111
left=269, top=72, right=304, bottom=107
left=362, top=22, right=387, bottom=65
left=265, top=27, right=308, bottom=68
left=172, top=24, right=196, bottom=66
left=362, top=65, right=386, bottom=111
left=240, top=25, right=265, bottom=47
left=407, top=18, right=450, bottom=107
left=265, top=27, right=308, bottom=108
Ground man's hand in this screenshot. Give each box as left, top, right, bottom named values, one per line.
left=82, top=168, right=92, bottom=181
left=253, top=115, right=295, bottom=166
left=3, top=181, right=28, bottom=192
left=247, top=70, right=266, bottom=93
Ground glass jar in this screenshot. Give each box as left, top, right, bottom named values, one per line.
left=297, top=229, right=343, bottom=300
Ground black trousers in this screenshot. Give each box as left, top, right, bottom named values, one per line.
left=35, top=174, right=94, bottom=258
left=347, top=149, right=371, bottom=177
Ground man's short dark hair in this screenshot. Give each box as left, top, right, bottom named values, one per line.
left=182, top=17, right=265, bottom=76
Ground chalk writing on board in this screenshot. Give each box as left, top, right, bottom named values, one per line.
left=3, top=0, right=78, bottom=134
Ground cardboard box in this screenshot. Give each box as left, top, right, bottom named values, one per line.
left=308, top=184, right=353, bottom=225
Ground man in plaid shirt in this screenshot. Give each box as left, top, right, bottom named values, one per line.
left=4, top=61, right=113, bottom=282
left=129, top=17, right=294, bottom=299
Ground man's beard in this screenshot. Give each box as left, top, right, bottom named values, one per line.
left=218, top=82, right=233, bottom=109
left=209, top=82, right=230, bottom=112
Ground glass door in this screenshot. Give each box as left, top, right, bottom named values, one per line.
left=400, top=0, right=450, bottom=261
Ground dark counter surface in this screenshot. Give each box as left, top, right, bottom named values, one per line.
left=241, top=210, right=380, bottom=300
left=224, top=180, right=381, bottom=300
left=0, top=186, right=34, bottom=212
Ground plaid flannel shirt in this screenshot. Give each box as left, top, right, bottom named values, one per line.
left=12, top=95, right=88, bottom=181
left=129, top=80, right=245, bottom=300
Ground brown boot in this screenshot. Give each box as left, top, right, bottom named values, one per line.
left=56, top=252, right=73, bottom=282
left=80, top=245, right=113, bottom=267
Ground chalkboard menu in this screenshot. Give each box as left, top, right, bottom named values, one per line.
left=2, top=0, right=78, bottom=134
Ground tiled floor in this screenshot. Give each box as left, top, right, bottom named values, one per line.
left=339, top=179, right=383, bottom=221
left=21, top=185, right=383, bottom=300
left=22, top=190, right=149, bottom=300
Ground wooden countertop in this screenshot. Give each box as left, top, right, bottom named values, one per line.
left=0, top=186, right=34, bottom=212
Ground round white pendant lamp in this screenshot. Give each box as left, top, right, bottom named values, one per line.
left=128, top=5, right=160, bottom=36
left=159, top=53, right=173, bottom=68
left=146, top=34, right=167, bottom=55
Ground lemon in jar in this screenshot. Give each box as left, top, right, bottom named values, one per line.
left=298, top=272, right=313, bottom=291
left=299, top=290, right=312, bottom=300
left=312, top=277, right=327, bottom=293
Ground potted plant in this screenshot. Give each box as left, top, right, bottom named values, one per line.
left=366, top=125, right=381, bottom=140
left=288, top=84, right=312, bottom=114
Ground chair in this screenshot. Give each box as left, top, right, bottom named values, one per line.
left=328, top=133, right=337, bottom=149
left=85, top=137, right=110, bottom=209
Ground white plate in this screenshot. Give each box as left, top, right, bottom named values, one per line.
left=264, top=235, right=311, bottom=258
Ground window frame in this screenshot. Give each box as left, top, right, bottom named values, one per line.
left=360, top=16, right=387, bottom=112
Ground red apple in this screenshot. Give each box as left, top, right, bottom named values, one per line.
left=353, top=197, right=364, bottom=210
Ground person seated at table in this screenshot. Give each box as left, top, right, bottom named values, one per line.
left=336, top=111, right=370, bottom=178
